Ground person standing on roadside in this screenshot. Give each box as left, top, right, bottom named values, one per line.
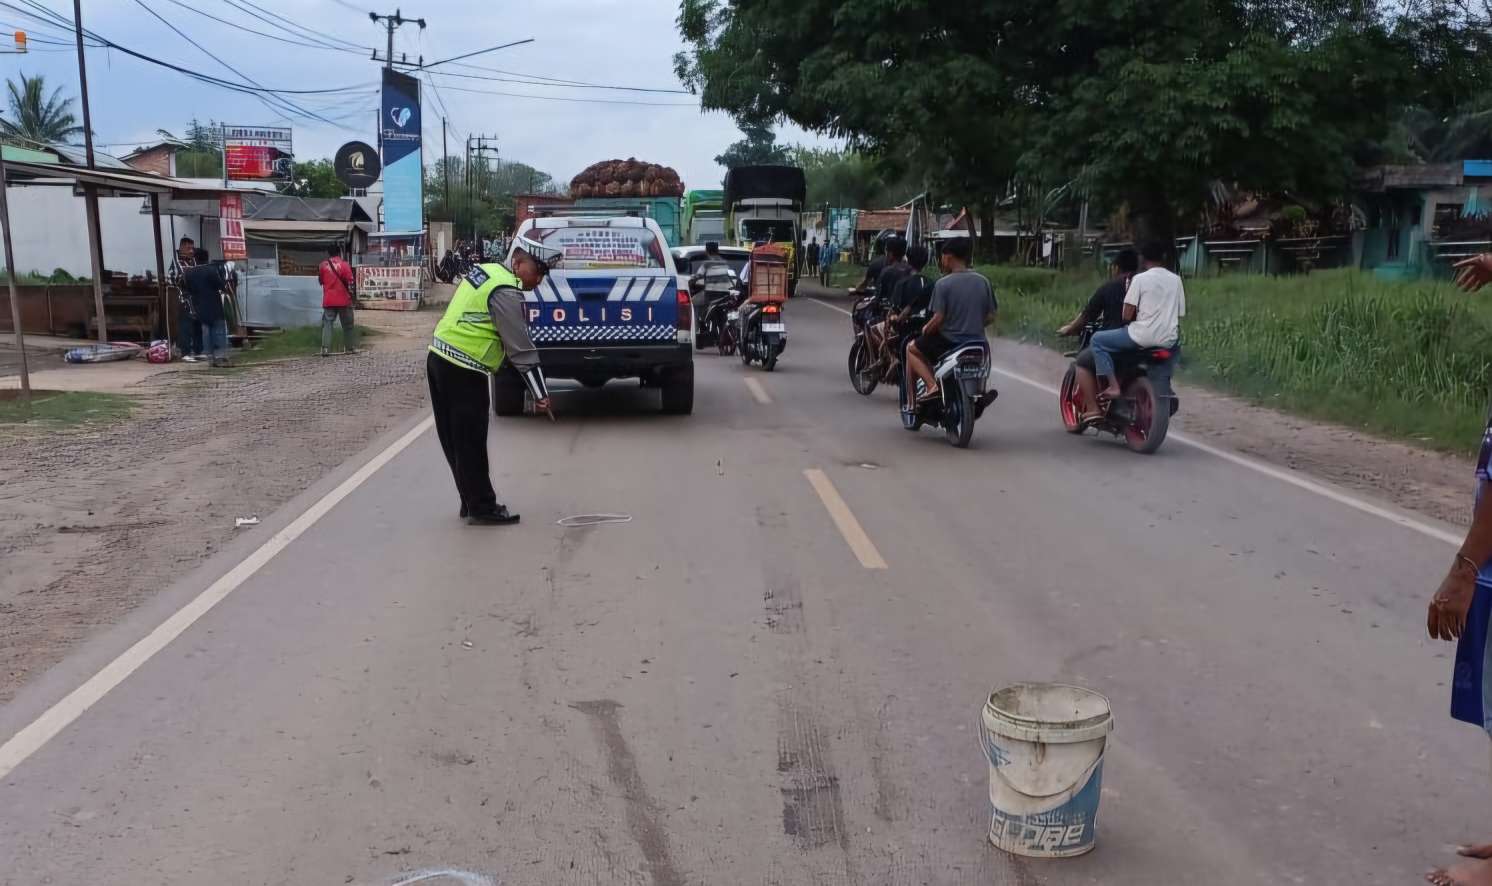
left=806, top=238, right=820, bottom=279
left=183, top=248, right=230, bottom=368
left=1427, top=251, right=1492, bottom=886
left=170, top=236, right=202, bottom=362
left=427, top=235, right=559, bottom=526
left=317, top=244, right=358, bottom=357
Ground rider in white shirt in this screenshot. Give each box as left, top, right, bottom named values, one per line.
left=1090, top=240, right=1184, bottom=400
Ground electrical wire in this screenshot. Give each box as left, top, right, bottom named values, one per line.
left=131, top=0, right=333, bottom=125
left=432, top=84, right=700, bottom=107
left=424, top=68, right=691, bottom=94
left=1, top=1, right=375, bottom=97
left=156, top=0, right=368, bottom=54
left=223, top=0, right=370, bottom=53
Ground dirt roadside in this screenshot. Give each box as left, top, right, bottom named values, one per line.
left=0, top=306, right=437, bottom=704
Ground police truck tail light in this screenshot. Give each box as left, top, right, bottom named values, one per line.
left=676, top=290, right=691, bottom=330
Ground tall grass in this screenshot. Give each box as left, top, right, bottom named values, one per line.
left=986, top=266, right=1492, bottom=453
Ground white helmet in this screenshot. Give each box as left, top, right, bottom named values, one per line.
left=512, top=232, right=564, bottom=274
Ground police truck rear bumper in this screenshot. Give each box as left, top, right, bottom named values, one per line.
left=538, top=344, right=693, bottom=382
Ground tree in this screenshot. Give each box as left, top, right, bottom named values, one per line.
left=280, top=159, right=344, bottom=198
left=155, top=119, right=223, bottom=178
left=1, top=73, right=83, bottom=146
left=788, top=146, right=917, bottom=209
left=425, top=156, right=559, bottom=238
left=677, top=1, right=1492, bottom=257
left=715, top=123, right=789, bottom=170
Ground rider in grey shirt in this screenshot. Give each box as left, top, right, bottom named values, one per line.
left=906, top=237, right=995, bottom=401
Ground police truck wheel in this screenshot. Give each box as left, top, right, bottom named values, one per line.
left=492, top=367, right=525, bottom=416
left=660, top=365, right=694, bottom=415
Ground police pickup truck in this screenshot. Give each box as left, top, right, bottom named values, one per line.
left=496, top=216, right=693, bottom=415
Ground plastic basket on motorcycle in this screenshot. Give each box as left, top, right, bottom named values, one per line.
left=747, top=244, right=789, bottom=305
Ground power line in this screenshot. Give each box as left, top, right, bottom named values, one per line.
left=131, top=0, right=334, bottom=125
left=155, top=0, right=367, bottom=54
left=227, top=0, right=370, bottom=52
left=0, top=1, right=375, bottom=97
left=424, top=68, right=691, bottom=94
left=433, top=83, right=700, bottom=107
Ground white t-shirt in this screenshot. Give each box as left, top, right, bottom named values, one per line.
left=1124, top=266, right=1185, bottom=347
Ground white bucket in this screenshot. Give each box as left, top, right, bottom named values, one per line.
left=980, top=683, right=1114, bottom=858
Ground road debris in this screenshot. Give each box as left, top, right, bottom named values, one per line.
left=234, top=516, right=260, bottom=528
left=556, top=513, right=632, bottom=527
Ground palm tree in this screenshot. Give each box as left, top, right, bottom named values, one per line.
left=1, top=73, right=83, bottom=147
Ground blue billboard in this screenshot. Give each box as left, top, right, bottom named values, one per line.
left=380, top=68, right=423, bottom=233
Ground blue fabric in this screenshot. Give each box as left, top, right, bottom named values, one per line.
left=1451, top=583, right=1492, bottom=736
left=1452, top=418, right=1492, bottom=737
left=1089, top=327, right=1137, bottom=379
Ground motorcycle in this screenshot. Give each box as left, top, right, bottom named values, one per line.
left=738, top=301, right=786, bottom=371
left=848, top=287, right=925, bottom=396
left=1058, top=322, right=1180, bottom=454
left=897, top=338, right=997, bottom=448
left=693, top=271, right=743, bottom=355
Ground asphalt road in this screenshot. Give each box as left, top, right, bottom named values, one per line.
left=1, top=284, right=1485, bottom=886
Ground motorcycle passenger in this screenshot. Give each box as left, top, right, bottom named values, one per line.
left=870, top=243, right=933, bottom=370
left=866, top=237, right=910, bottom=355
left=1090, top=240, right=1185, bottom=401
left=1058, top=248, right=1139, bottom=421
left=906, top=237, right=996, bottom=403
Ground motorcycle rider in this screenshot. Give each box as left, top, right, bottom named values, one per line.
left=906, top=237, right=996, bottom=403
left=1058, top=248, right=1139, bottom=421
left=866, top=237, right=910, bottom=357
left=869, top=244, right=933, bottom=372
left=1090, top=240, right=1185, bottom=401
left=691, top=241, right=738, bottom=338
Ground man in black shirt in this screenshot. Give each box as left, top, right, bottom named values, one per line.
left=1058, top=247, right=1138, bottom=418
left=183, top=248, right=230, bottom=367
left=892, top=244, right=935, bottom=328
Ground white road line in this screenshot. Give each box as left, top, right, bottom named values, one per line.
left=802, top=296, right=1462, bottom=546
left=743, top=377, right=772, bottom=405
left=808, top=297, right=851, bottom=317
left=0, top=415, right=437, bottom=782
left=803, top=468, right=888, bottom=569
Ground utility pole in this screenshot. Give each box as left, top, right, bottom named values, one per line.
left=442, top=117, right=450, bottom=214
left=466, top=135, right=498, bottom=245
left=370, top=9, right=426, bottom=68
left=71, top=0, right=107, bottom=342
left=0, top=148, right=31, bottom=410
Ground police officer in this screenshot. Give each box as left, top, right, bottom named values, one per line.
left=427, top=235, right=559, bottom=525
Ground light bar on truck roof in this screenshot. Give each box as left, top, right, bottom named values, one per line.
left=530, top=215, right=650, bottom=229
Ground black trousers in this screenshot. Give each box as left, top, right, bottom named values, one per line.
left=426, top=352, right=499, bottom=515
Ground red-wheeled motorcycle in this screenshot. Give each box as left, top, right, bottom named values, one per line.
left=1059, top=323, right=1180, bottom=454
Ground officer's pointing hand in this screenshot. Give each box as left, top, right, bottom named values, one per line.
left=536, top=397, right=554, bottom=421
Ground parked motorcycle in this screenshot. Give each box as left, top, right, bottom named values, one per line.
left=738, top=301, right=787, bottom=371
left=897, top=338, right=997, bottom=448
left=1058, top=322, right=1179, bottom=454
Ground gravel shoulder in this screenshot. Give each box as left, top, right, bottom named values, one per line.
left=0, top=308, right=436, bottom=704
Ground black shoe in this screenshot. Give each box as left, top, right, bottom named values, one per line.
left=467, top=505, right=520, bottom=526
left=459, top=502, right=468, bottom=519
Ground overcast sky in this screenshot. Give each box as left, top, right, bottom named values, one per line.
left=1, top=0, right=833, bottom=189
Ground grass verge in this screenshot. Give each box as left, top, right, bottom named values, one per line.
left=0, top=390, right=134, bottom=425
left=238, top=325, right=379, bottom=364
left=983, top=265, right=1492, bottom=454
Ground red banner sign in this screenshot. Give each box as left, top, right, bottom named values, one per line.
left=220, top=193, right=246, bottom=262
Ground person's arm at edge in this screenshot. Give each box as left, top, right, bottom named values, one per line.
left=1430, top=491, right=1492, bottom=640
left=487, top=285, right=551, bottom=414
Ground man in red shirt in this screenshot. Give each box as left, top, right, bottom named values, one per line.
left=318, top=244, right=358, bottom=356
